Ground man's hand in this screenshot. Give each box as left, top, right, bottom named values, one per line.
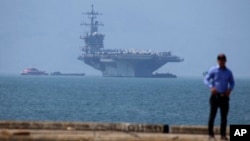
left=210, top=87, right=217, bottom=95
left=225, top=89, right=231, bottom=97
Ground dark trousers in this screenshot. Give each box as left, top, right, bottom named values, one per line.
left=208, top=94, right=229, bottom=136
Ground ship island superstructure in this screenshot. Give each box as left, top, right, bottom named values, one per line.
left=78, top=5, right=184, bottom=77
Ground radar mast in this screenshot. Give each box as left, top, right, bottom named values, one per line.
left=82, top=4, right=104, bottom=34
left=81, top=5, right=105, bottom=52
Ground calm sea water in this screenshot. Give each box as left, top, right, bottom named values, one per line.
left=0, top=75, right=249, bottom=125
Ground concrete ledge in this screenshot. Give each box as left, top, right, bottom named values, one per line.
left=0, top=121, right=229, bottom=135
left=0, top=121, right=166, bottom=133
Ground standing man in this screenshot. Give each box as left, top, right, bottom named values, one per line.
left=204, top=54, right=235, bottom=141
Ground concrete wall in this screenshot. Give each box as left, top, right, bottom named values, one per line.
left=0, top=121, right=229, bottom=134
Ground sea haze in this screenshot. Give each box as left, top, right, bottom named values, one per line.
left=0, top=75, right=249, bottom=125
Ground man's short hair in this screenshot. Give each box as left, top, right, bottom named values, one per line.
left=217, top=54, right=227, bottom=61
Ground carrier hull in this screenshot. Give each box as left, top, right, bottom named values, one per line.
left=78, top=54, right=182, bottom=77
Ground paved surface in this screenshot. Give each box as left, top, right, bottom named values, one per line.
left=0, top=129, right=227, bottom=141
left=0, top=121, right=230, bottom=141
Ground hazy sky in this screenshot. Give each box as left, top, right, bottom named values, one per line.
left=0, top=0, right=250, bottom=77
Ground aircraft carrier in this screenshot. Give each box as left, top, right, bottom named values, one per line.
left=78, top=5, right=184, bottom=77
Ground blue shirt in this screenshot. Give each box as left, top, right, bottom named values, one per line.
left=204, top=65, right=235, bottom=93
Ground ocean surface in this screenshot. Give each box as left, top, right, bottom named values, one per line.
left=0, top=75, right=249, bottom=125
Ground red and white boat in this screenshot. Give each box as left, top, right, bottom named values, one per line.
left=21, top=68, right=48, bottom=75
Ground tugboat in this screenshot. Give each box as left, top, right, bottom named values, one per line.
left=21, top=68, right=48, bottom=75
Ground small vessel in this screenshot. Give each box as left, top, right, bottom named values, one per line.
left=50, top=72, right=85, bottom=76
left=152, top=72, right=177, bottom=78
left=21, top=68, right=48, bottom=75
